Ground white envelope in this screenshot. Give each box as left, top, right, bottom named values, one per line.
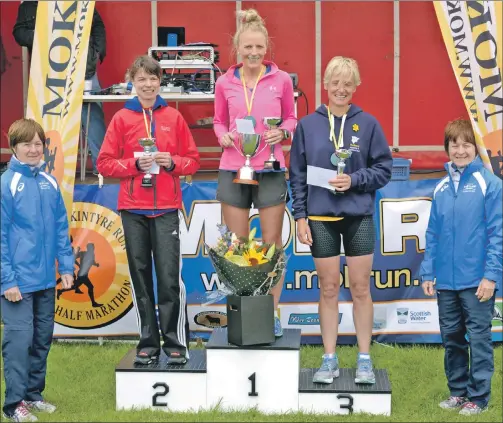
left=306, top=165, right=338, bottom=191
left=134, top=151, right=160, bottom=175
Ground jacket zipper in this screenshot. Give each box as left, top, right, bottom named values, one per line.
left=173, top=175, right=178, bottom=203
left=153, top=175, right=157, bottom=210
left=36, top=177, right=48, bottom=284
left=129, top=177, right=135, bottom=199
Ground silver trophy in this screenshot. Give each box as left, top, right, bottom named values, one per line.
left=138, top=137, right=156, bottom=188
left=333, top=149, right=352, bottom=196
left=233, top=133, right=261, bottom=185
left=263, top=117, right=282, bottom=171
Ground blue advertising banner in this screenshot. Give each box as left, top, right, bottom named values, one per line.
left=52, top=179, right=502, bottom=344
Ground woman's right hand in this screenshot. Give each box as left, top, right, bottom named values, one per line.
left=220, top=132, right=235, bottom=148
left=422, top=281, right=435, bottom=296
left=296, top=218, right=313, bottom=246
left=4, top=286, right=22, bottom=302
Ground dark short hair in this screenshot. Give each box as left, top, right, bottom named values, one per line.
left=129, top=55, right=162, bottom=80
left=444, top=119, right=476, bottom=153
left=8, top=118, right=46, bottom=150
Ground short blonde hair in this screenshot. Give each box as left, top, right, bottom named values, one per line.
left=323, top=56, right=361, bottom=87
left=8, top=118, right=46, bottom=150
left=233, top=9, right=269, bottom=49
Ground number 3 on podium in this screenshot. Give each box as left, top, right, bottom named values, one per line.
left=248, top=372, right=258, bottom=397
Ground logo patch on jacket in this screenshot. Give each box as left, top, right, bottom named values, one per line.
left=39, top=181, right=51, bottom=190
left=350, top=136, right=360, bottom=152
left=462, top=183, right=477, bottom=193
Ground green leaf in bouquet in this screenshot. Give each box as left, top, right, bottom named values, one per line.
left=265, top=243, right=276, bottom=259
left=226, top=255, right=250, bottom=267
left=249, top=227, right=257, bottom=242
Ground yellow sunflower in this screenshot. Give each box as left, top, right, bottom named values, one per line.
left=244, top=249, right=269, bottom=266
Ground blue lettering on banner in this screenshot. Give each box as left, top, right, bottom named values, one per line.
left=288, top=313, right=343, bottom=325
left=72, top=179, right=503, bottom=344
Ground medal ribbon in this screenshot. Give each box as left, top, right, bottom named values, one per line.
left=240, top=65, right=265, bottom=117
left=326, top=105, right=347, bottom=152
left=142, top=108, right=153, bottom=138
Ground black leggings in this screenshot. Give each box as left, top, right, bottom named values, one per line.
left=308, top=216, right=375, bottom=258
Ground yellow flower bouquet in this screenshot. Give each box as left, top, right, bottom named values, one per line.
left=205, top=225, right=286, bottom=297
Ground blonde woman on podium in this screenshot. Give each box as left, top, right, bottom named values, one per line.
left=213, top=8, right=297, bottom=337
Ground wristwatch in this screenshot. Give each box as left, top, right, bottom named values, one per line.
left=282, top=129, right=290, bottom=140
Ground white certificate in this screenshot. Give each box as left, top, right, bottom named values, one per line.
left=306, top=165, right=338, bottom=191
left=235, top=118, right=255, bottom=134
left=134, top=151, right=160, bottom=175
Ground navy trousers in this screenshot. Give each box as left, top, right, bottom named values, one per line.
left=437, top=288, right=495, bottom=408
left=1, top=288, right=55, bottom=416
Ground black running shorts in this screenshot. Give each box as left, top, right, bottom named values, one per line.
left=308, top=215, right=376, bottom=258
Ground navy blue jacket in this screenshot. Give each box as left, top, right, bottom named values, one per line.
left=1, top=157, right=74, bottom=295
left=289, top=104, right=392, bottom=219
left=420, top=157, right=502, bottom=291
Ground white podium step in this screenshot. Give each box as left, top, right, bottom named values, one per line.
left=115, top=349, right=207, bottom=412
left=206, top=328, right=301, bottom=414
left=115, top=333, right=392, bottom=416
left=298, top=368, right=392, bottom=415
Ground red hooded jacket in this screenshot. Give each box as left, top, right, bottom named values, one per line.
left=97, top=96, right=200, bottom=210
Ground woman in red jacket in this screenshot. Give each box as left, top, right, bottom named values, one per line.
left=97, top=55, right=200, bottom=365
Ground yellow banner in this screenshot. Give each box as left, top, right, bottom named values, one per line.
left=26, top=1, right=95, bottom=219
left=434, top=1, right=502, bottom=176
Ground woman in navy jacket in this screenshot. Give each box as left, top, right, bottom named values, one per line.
left=289, top=56, right=392, bottom=386
left=1, top=119, right=74, bottom=421
left=420, top=119, right=502, bottom=415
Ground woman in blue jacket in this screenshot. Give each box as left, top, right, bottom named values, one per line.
left=289, top=56, right=392, bottom=385
left=1, top=119, right=74, bottom=421
left=420, top=119, right=502, bottom=416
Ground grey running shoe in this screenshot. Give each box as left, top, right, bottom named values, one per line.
left=459, top=402, right=487, bottom=415
left=313, top=355, right=340, bottom=384
left=439, top=396, right=468, bottom=410
left=355, top=358, right=376, bottom=384
left=274, top=316, right=283, bottom=337
left=24, top=400, right=56, bottom=414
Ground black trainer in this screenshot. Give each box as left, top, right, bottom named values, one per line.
left=134, top=351, right=159, bottom=365
left=167, top=352, right=187, bottom=365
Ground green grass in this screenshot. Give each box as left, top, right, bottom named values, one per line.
left=1, top=340, right=501, bottom=421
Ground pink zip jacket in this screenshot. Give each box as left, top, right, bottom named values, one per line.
left=213, top=61, right=297, bottom=171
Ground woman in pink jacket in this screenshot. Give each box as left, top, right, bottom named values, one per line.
left=213, top=8, right=297, bottom=337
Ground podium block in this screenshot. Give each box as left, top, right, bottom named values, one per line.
left=298, top=368, right=392, bottom=415
left=115, top=349, right=207, bottom=412
left=206, top=328, right=301, bottom=414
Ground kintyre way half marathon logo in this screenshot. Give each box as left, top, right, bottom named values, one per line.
left=55, top=202, right=132, bottom=329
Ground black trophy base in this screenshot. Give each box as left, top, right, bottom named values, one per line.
left=141, top=176, right=153, bottom=188
left=226, top=295, right=275, bottom=346
left=264, top=160, right=281, bottom=171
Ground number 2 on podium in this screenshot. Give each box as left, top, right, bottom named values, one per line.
left=248, top=372, right=258, bottom=396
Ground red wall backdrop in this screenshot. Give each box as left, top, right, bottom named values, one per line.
left=0, top=1, right=468, bottom=169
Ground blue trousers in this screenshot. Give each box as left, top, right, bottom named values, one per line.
left=1, top=289, right=55, bottom=416
left=437, top=288, right=495, bottom=408
left=81, top=73, right=106, bottom=172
